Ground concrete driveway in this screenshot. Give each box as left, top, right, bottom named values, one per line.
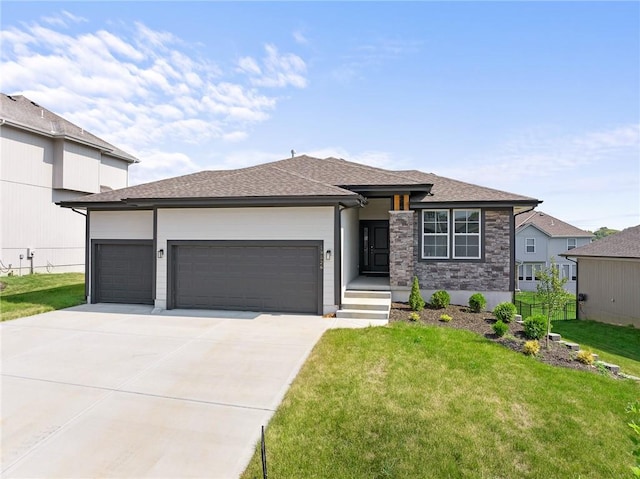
left=0, top=304, right=334, bottom=478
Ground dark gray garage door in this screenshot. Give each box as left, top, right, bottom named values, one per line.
left=93, top=241, right=154, bottom=304
left=170, top=241, right=322, bottom=314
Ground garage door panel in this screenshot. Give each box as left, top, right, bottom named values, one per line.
left=94, top=243, right=154, bottom=304
left=172, top=242, right=320, bottom=314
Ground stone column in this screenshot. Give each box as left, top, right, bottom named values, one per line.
left=389, top=210, right=415, bottom=288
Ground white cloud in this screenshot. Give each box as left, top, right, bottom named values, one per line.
left=1, top=14, right=309, bottom=182
left=239, top=44, right=307, bottom=89
left=293, top=30, right=308, bottom=45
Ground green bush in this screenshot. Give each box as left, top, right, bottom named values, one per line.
left=440, top=314, right=452, bottom=322
left=430, top=290, right=450, bottom=309
left=408, top=312, right=420, bottom=322
left=493, top=302, right=517, bottom=323
left=492, top=320, right=509, bottom=337
left=408, top=277, right=425, bottom=312
left=523, top=314, right=547, bottom=340
left=468, top=293, right=487, bottom=313
left=523, top=340, right=540, bottom=356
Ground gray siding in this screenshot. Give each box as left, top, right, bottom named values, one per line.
left=578, top=257, right=640, bottom=327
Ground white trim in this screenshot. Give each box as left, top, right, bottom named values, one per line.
left=421, top=209, right=449, bottom=259
left=452, top=209, right=481, bottom=259
left=525, top=237, right=535, bottom=253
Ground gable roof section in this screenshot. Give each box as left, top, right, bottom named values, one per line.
left=561, top=225, right=640, bottom=259
left=516, top=210, right=593, bottom=238
left=59, top=155, right=541, bottom=209
left=0, top=93, right=138, bottom=164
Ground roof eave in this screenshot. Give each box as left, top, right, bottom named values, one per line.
left=409, top=199, right=541, bottom=209
left=58, top=194, right=365, bottom=210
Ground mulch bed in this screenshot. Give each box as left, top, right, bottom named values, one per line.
left=390, top=302, right=607, bottom=376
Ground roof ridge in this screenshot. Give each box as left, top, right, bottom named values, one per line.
left=268, top=163, right=355, bottom=194
left=324, top=157, right=430, bottom=184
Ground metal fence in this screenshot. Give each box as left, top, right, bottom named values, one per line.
left=515, top=300, right=577, bottom=321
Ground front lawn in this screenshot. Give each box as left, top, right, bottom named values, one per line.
left=0, top=273, right=85, bottom=321
left=242, top=323, right=639, bottom=478
left=552, top=319, right=640, bottom=378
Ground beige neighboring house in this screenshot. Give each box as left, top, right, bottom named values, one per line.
left=515, top=210, right=593, bottom=294
left=561, top=225, right=640, bottom=327
left=0, top=94, right=138, bottom=275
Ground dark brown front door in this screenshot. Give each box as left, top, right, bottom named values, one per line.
left=360, top=220, right=389, bottom=275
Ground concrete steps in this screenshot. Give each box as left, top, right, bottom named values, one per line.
left=336, top=290, right=391, bottom=324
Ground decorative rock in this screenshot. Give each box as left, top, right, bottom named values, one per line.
left=591, top=353, right=599, bottom=361
left=547, top=333, right=562, bottom=342
left=514, top=314, right=522, bottom=322
left=565, top=342, right=580, bottom=351
left=596, top=361, right=620, bottom=374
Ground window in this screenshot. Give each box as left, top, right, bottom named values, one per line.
left=562, top=263, right=577, bottom=281
left=519, top=263, right=543, bottom=281
left=422, top=210, right=449, bottom=258
left=525, top=238, right=535, bottom=253
left=421, top=209, right=482, bottom=260
left=567, top=238, right=577, bottom=250
left=453, top=209, right=481, bottom=259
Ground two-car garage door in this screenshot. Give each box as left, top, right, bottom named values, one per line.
left=169, top=241, right=322, bottom=314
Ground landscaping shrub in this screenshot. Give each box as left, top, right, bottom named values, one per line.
left=575, top=350, right=595, bottom=365
left=430, top=290, right=450, bottom=309
left=468, top=293, right=487, bottom=313
left=408, top=277, right=425, bottom=312
left=408, top=312, right=420, bottom=322
left=523, top=340, right=540, bottom=356
left=492, top=320, right=508, bottom=337
left=524, top=314, right=547, bottom=340
left=493, top=302, right=517, bottom=323
left=440, top=314, right=452, bottom=322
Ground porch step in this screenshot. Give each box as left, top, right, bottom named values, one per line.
left=341, top=297, right=390, bottom=312
left=336, top=309, right=390, bottom=321
left=344, top=290, right=391, bottom=300
left=336, top=290, right=391, bottom=323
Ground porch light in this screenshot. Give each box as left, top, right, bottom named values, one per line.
left=157, top=249, right=164, bottom=259
left=325, top=250, right=332, bottom=261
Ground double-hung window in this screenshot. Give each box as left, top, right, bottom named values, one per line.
left=422, top=210, right=449, bottom=258
left=422, top=209, right=481, bottom=260
left=453, top=209, right=481, bottom=259
left=525, top=238, right=535, bottom=253
left=567, top=238, right=577, bottom=250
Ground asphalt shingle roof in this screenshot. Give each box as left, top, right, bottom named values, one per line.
left=516, top=210, right=593, bottom=238
left=0, top=93, right=138, bottom=163
left=59, top=154, right=541, bottom=207
left=562, top=225, right=640, bottom=259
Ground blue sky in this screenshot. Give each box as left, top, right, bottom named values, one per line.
left=2, top=1, right=638, bottom=230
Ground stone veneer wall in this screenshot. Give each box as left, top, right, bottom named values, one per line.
left=389, top=210, right=415, bottom=288
left=413, top=209, right=512, bottom=291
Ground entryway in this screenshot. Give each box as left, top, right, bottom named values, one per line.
left=359, top=220, right=389, bottom=275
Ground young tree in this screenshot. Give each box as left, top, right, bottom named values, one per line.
left=536, top=258, right=572, bottom=349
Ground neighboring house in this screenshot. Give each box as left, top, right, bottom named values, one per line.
left=0, top=94, right=138, bottom=275
left=515, top=210, right=593, bottom=294
left=561, top=225, right=640, bottom=327
left=59, top=155, right=540, bottom=314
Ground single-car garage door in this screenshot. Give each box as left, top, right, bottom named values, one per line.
left=169, top=241, right=322, bottom=314
left=92, top=241, right=154, bottom=304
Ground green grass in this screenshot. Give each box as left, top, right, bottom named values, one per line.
left=552, top=319, right=640, bottom=378
left=242, top=323, right=639, bottom=479
left=0, top=273, right=85, bottom=321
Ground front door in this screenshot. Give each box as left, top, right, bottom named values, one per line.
left=360, top=220, right=389, bottom=275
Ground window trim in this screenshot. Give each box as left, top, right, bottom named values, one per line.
left=452, top=209, right=481, bottom=259
left=421, top=209, right=450, bottom=259
left=525, top=237, right=535, bottom=253
left=420, top=208, right=483, bottom=261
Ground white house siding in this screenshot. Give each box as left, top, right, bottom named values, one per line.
left=341, top=206, right=359, bottom=298
left=1, top=128, right=84, bottom=274
left=53, top=141, right=101, bottom=194
left=578, top=257, right=640, bottom=327
left=156, top=207, right=335, bottom=313
left=100, top=155, right=129, bottom=191
left=87, top=210, right=154, bottom=303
